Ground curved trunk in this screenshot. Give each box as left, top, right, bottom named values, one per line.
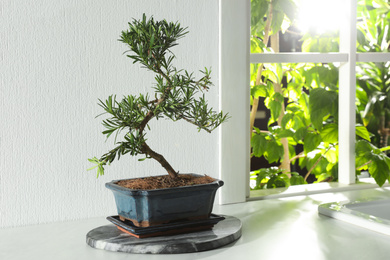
left=141, top=143, right=178, bottom=178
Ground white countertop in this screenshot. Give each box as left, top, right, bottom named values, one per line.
left=2, top=187, right=390, bottom=260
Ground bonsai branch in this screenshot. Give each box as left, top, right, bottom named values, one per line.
left=179, top=116, right=212, bottom=133
left=89, top=15, right=228, bottom=179
left=141, top=142, right=178, bottom=178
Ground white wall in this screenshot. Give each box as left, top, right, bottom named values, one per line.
left=0, top=0, right=219, bottom=228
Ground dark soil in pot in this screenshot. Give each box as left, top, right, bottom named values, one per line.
left=116, top=174, right=215, bottom=190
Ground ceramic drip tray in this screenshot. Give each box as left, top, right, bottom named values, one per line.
left=107, top=214, right=225, bottom=238
left=319, top=199, right=390, bottom=235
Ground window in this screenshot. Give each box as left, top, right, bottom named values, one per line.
left=219, top=0, right=390, bottom=204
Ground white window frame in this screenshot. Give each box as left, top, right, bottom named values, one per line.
left=219, top=0, right=390, bottom=204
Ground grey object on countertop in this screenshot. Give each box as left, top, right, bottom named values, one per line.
left=86, top=215, right=242, bottom=254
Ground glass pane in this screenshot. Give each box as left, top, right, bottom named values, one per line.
left=356, top=62, right=390, bottom=148
left=357, top=1, right=390, bottom=53
left=250, top=62, right=340, bottom=190
left=251, top=0, right=340, bottom=54
left=355, top=61, right=390, bottom=186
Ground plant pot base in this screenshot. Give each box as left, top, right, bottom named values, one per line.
left=108, top=214, right=224, bottom=238
left=118, top=214, right=211, bottom=227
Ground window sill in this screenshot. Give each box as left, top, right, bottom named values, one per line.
left=248, top=178, right=390, bottom=201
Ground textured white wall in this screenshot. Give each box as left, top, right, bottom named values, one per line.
left=0, top=0, right=219, bottom=228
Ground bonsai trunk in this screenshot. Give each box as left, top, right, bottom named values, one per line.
left=138, top=96, right=178, bottom=178
left=141, top=142, right=178, bottom=178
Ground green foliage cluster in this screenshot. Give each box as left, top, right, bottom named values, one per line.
left=251, top=167, right=306, bottom=189
left=250, top=0, right=390, bottom=189
left=356, top=0, right=390, bottom=147
left=88, top=15, right=228, bottom=178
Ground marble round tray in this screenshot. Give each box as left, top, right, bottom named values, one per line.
left=86, top=215, right=242, bottom=254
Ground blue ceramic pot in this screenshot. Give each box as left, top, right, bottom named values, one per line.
left=105, top=174, right=224, bottom=227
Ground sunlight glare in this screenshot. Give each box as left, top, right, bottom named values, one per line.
left=296, top=0, right=341, bottom=34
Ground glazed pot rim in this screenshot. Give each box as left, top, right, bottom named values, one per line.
left=105, top=173, right=224, bottom=195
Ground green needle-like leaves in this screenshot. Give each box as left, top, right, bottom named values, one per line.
left=88, top=14, right=228, bottom=178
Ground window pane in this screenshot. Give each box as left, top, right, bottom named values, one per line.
left=250, top=63, right=340, bottom=190
left=251, top=0, right=340, bottom=54
left=356, top=62, right=390, bottom=148
left=355, top=61, right=390, bottom=186
left=357, top=1, right=390, bottom=53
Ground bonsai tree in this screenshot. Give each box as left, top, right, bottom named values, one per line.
left=88, top=15, right=228, bottom=180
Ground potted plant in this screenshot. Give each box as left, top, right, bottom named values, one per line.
left=88, top=15, right=228, bottom=227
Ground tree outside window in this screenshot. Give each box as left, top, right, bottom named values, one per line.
left=250, top=0, right=390, bottom=190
